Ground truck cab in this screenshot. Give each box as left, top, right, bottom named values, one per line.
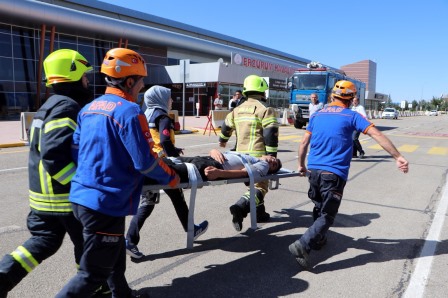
left=287, top=62, right=365, bottom=129
left=288, top=63, right=336, bottom=128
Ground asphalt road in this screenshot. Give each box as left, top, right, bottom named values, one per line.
left=1, top=115, right=448, bottom=298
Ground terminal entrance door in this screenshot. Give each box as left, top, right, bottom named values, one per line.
left=193, top=89, right=209, bottom=116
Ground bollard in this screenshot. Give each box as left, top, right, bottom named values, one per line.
left=20, top=112, right=36, bottom=141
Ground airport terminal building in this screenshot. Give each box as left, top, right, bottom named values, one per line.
left=0, top=0, right=317, bottom=118
left=0, top=0, right=383, bottom=119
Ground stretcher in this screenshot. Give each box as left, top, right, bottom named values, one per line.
left=142, top=155, right=300, bottom=248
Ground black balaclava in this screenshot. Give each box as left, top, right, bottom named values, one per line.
left=51, top=79, right=94, bottom=108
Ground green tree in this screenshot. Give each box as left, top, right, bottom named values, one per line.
left=419, top=99, right=428, bottom=110
left=440, top=98, right=448, bottom=112
left=431, top=97, right=442, bottom=110
left=411, top=100, right=418, bottom=111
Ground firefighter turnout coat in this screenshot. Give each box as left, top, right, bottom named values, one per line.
left=28, top=95, right=79, bottom=215
left=219, top=96, right=279, bottom=157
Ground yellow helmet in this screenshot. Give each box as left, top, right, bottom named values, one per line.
left=243, top=75, right=268, bottom=96
left=43, top=49, right=92, bottom=87
left=101, top=48, right=147, bottom=78
left=332, top=80, right=356, bottom=100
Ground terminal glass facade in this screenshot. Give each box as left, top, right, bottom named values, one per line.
left=0, top=22, right=172, bottom=119
left=0, top=20, right=291, bottom=119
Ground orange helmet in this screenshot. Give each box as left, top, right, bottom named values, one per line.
left=332, top=80, right=356, bottom=100
left=101, top=48, right=147, bottom=78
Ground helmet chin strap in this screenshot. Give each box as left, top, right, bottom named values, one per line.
left=342, top=99, right=353, bottom=108
left=105, top=76, right=127, bottom=91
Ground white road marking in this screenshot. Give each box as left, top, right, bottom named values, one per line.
left=404, top=174, right=448, bottom=297
left=0, top=167, right=27, bottom=173
left=0, top=225, right=22, bottom=234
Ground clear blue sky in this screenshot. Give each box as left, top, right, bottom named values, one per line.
left=101, top=0, right=447, bottom=103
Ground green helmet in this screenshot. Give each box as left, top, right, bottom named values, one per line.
left=43, top=49, right=92, bottom=87
left=242, top=75, right=268, bottom=96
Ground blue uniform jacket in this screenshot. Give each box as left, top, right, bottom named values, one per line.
left=70, top=89, right=178, bottom=217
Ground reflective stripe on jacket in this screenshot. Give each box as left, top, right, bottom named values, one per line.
left=148, top=109, right=176, bottom=157
left=28, top=95, right=80, bottom=215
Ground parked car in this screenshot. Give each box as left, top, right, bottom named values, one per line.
left=382, top=108, right=398, bottom=119
left=429, top=110, right=438, bottom=116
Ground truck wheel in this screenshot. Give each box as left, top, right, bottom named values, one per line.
left=294, top=120, right=304, bottom=129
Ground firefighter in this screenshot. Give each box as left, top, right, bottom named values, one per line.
left=0, top=49, right=97, bottom=296
left=56, top=48, right=179, bottom=298
left=218, top=75, right=279, bottom=231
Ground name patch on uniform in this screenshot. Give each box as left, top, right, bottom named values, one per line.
left=237, top=106, right=256, bottom=114
left=101, top=235, right=119, bottom=243
left=321, top=106, right=343, bottom=113
left=88, top=101, right=117, bottom=112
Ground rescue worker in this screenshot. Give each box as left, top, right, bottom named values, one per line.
left=289, top=80, right=409, bottom=269
left=0, top=49, right=99, bottom=297
left=218, top=75, right=279, bottom=231
left=56, top=48, right=179, bottom=297
left=125, top=85, right=208, bottom=259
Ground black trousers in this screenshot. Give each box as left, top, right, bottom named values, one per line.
left=0, top=210, right=83, bottom=292
left=57, top=204, right=131, bottom=298
left=164, top=156, right=223, bottom=182
left=352, top=130, right=364, bottom=155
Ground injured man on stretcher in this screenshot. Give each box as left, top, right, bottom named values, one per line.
left=138, top=150, right=283, bottom=249
left=143, top=149, right=282, bottom=190
left=131, top=149, right=282, bottom=254
left=160, top=149, right=282, bottom=183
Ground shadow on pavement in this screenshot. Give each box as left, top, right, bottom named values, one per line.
left=375, top=125, right=398, bottom=132
left=131, top=207, right=448, bottom=297
left=130, top=209, right=407, bottom=297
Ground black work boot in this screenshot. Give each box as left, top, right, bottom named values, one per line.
left=256, top=204, right=270, bottom=223
left=229, top=198, right=250, bottom=231
left=359, top=151, right=365, bottom=159
left=229, top=205, right=244, bottom=232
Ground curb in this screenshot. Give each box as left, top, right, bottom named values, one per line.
left=0, top=142, right=27, bottom=148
